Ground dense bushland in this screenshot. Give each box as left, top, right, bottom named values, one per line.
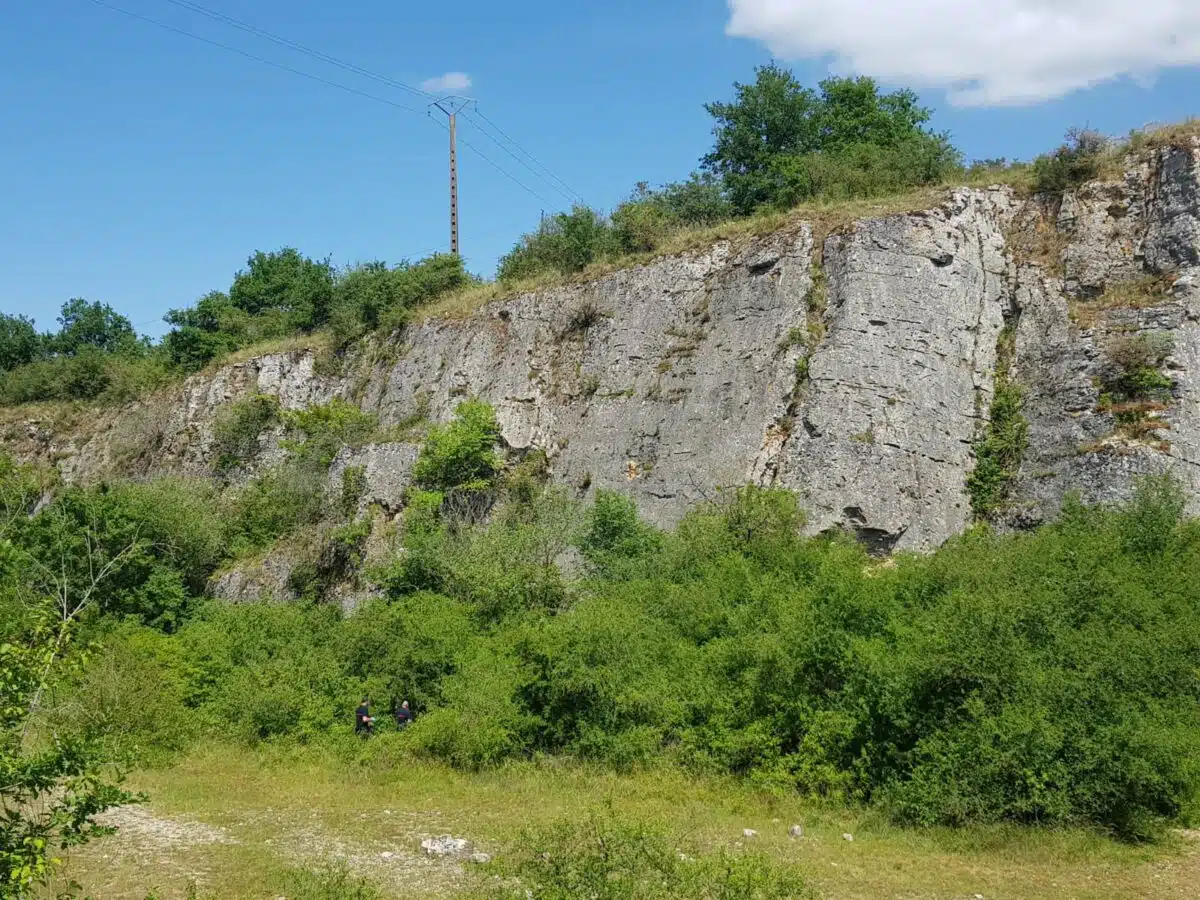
left=8, top=415, right=1196, bottom=841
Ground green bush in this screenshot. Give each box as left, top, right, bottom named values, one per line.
left=229, top=248, right=335, bottom=331
left=0, top=348, right=171, bottom=406
left=472, top=812, right=813, bottom=900
left=16, top=435, right=1200, bottom=838
left=0, top=313, right=43, bottom=372
left=224, top=464, right=327, bottom=554
left=498, top=206, right=622, bottom=281
left=411, top=399, right=502, bottom=494
left=328, top=254, right=473, bottom=344
left=283, top=399, right=378, bottom=468
left=1033, top=128, right=1110, bottom=193
left=212, top=394, right=282, bottom=472
left=967, top=377, right=1028, bottom=518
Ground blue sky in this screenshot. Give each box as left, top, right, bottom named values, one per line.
left=3, top=0, right=1200, bottom=337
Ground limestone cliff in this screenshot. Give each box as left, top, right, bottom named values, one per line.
left=14, top=140, right=1200, bottom=570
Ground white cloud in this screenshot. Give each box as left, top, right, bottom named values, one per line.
left=726, top=0, right=1200, bottom=106
left=420, top=72, right=472, bottom=95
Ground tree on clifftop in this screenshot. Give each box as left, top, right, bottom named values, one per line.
left=702, top=65, right=959, bottom=213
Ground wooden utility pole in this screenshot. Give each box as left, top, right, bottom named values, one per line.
left=432, top=98, right=472, bottom=256
left=448, top=111, right=459, bottom=255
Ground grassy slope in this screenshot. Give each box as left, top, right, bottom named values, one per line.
left=53, top=744, right=1198, bottom=900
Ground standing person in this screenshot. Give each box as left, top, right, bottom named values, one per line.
left=355, top=697, right=374, bottom=736
left=394, top=700, right=413, bottom=729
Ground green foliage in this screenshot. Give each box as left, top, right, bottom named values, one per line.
left=48, top=467, right=1200, bottom=838
left=411, top=400, right=502, bottom=494
left=0, top=541, right=137, bottom=895
left=212, top=394, right=282, bottom=472
left=1105, top=332, right=1175, bottom=402
left=499, top=206, right=621, bottom=281
left=702, top=66, right=958, bottom=213
left=283, top=399, right=378, bottom=468
left=578, top=490, right=662, bottom=575
left=329, top=255, right=473, bottom=344
left=229, top=248, right=335, bottom=332
left=224, top=465, right=327, bottom=555
left=53, top=298, right=143, bottom=357
left=471, top=812, right=813, bottom=900
left=0, top=314, right=43, bottom=373
left=16, top=479, right=225, bottom=630
left=162, top=291, right=255, bottom=371
left=340, top=465, right=368, bottom=518
left=1033, top=129, right=1110, bottom=193
left=967, top=376, right=1029, bottom=518
left=0, top=347, right=170, bottom=407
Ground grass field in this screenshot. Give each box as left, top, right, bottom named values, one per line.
left=49, top=743, right=1199, bottom=900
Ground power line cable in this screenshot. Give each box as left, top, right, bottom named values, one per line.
left=468, top=108, right=584, bottom=203
left=427, top=115, right=557, bottom=207
left=459, top=110, right=579, bottom=205
left=154, top=0, right=437, bottom=103
left=86, top=0, right=564, bottom=225
left=156, top=0, right=580, bottom=206
left=85, top=0, right=425, bottom=115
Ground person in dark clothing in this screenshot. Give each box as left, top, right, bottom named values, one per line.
left=355, top=698, right=374, bottom=736
left=394, top=700, right=413, bottom=728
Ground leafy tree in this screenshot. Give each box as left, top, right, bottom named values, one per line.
left=162, top=291, right=250, bottom=371
left=578, top=490, right=661, bottom=573
left=53, top=298, right=141, bottom=357
left=229, top=248, right=335, bottom=331
left=702, top=66, right=958, bottom=213
left=0, top=315, right=43, bottom=373
left=0, top=480, right=138, bottom=894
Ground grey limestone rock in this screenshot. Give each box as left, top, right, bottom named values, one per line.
left=16, top=146, right=1200, bottom=567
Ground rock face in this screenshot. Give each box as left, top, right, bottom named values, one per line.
left=776, top=189, right=1014, bottom=552
left=17, top=141, right=1200, bottom=561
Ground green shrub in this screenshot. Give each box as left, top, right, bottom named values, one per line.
left=225, top=465, right=326, bottom=554
left=412, top=400, right=502, bottom=494
left=472, top=812, right=813, bottom=900
left=498, top=206, right=621, bottom=281
left=229, top=248, right=336, bottom=331
left=340, top=465, right=368, bottom=518
left=329, top=254, right=473, bottom=344
left=0, top=313, right=43, bottom=372
left=578, top=490, right=662, bottom=575
left=212, top=394, right=282, bottom=472
left=1033, top=128, right=1110, bottom=193
left=703, top=67, right=958, bottom=214
left=0, top=349, right=172, bottom=407
left=405, top=646, right=537, bottom=769
left=162, top=291, right=253, bottom=371
left=283, top=399, right=378, bottom=468
left=16, top=478, right=224, bottom=630
left=967, top=377, right=1028, bottom=518
left=27, top=462, right=1200, bottom=839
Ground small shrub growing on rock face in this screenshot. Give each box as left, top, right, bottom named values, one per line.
left=412, top=400, right=502, bottom=495
left=212, top=394, right=281, bottom=472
